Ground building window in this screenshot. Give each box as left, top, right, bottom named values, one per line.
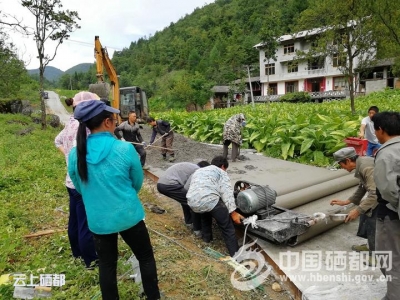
left=308, top=57, right=324, bottom=70
left=333, top=77, right=347, bottom=90
left=265, top=63, right=275, bottom=75
left=333, top=33, right=347, bottom=46
left=287, top=61, right=298, bottom=73
left=284, top=43, right=295, bottom=54
left=285, top=81, right=298, bottom=93
left=332, top=53, right=346, bottom=67
left=268, top=83, right=277, bottom=95
left=311, top=39, right=319, bottom=48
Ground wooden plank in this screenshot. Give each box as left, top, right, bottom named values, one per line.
left=24, top=229, right=66, bottom=238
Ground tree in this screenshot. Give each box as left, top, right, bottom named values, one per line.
left=0, top=31, right=27, bottom=97
left=189, top=72, right=213, bottom=110
left=364, top=0, right=400, bottom=76
left=21, top=0, right=80, bottom=128
left=258, top=9, right=283, bottom=99
left=364, top=0, right=400, bottom=47
left=295, top=0, right=375, bottom=114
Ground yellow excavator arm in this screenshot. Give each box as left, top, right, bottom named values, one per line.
left=91, top=35, right=149, bottom=122
left=93, top=36, right=120, bottom=111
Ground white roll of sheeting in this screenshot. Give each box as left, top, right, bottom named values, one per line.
left=275, top=169, right=349, bottom=196
left=276, top=173, right=359, bottom=209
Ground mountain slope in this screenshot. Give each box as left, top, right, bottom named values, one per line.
left=65, top=63, right=93, bottom=74
left=27, top=63, right=93, bottom=82
left=27, top=66, right=64, bottom=82
left=111, top=0, right=309, bottom=99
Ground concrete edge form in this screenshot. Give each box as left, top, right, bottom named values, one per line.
left=143, top=168, right=303, bottom=298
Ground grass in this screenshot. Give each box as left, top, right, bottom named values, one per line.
left=0, top=113, right=287, bottom=299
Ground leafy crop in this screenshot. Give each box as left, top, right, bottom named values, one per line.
left=154, top=89, right=400, bottom=166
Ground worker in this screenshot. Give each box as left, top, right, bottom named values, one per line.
left=371, top=111, right=400, bottom=300
left=54, top=91, right=99, bottom=269
left=157, top=161, right=210, bottom=237
left=222, top=113, right=246, bottom=162
left=330, top=147, right=377, bottom=263
left=114, top=111, right=149, bottom=170
left=359, top=106, right=381, bottom=156
left=146, top=116, right=175, bottom=162
left=68, top=100, right=160, bottom=300
left=187, top=155, right=244, bottom=257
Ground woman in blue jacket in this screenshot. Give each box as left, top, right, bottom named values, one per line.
left=68, top=100, right=160, bottom=300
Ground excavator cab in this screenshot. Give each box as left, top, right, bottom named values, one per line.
left=119, top=86, right=149, bottom=122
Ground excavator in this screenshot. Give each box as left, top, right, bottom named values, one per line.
left=89, top=36, right=149, bottom=122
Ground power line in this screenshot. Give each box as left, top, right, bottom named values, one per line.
left=65, top=38, right=123, bottom=51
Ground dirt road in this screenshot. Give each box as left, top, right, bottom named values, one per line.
left=44, top=91, right=70, bottom=125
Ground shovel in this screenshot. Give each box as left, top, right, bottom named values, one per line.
left=149, top=127, right=175, bottom=146
left=13, top=286, right=51, bottom=299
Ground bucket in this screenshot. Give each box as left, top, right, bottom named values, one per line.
left=343, top=137, right=368, bottom=156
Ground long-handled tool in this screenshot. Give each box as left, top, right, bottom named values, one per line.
left=149, top=127, right=175, bottom=146
left=128, top=141, right=178, bottom=151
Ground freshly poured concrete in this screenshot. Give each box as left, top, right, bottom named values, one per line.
left=148, top=149, right=387, bottom=299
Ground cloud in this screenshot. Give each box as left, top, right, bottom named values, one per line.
left=1, top=0, right=212, bottom=71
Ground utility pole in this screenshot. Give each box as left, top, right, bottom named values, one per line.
left=247, top=65, right=255, bottom=108
left=69, top=75, right=72, bottom=90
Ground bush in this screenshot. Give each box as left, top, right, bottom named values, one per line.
left=280, top=91, right=312, bottom=103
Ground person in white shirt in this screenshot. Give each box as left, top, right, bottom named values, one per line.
left=359, top=106, right=381, bottom=156
left=187, top=156, right=244, bottom=257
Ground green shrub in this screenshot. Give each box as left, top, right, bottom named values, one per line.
left=280, top=91, right=312, bottom=103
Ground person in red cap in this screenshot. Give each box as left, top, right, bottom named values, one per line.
left=54, top=91, right=99, bottom=269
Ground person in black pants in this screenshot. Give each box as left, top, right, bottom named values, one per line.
left=157, top=161, right=209, bottom=236
left=93, top=221, right=158, bottom=299
left=115, top=111, right=149, bottom=170
left=147, top=117, right=175, bottom=162
left=186, top=156, right=244, bottom=257
left=55, top=92, right=99, bottom=269
left=68, top=100, right=160, bottom=300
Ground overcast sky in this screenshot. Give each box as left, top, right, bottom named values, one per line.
left=2, top=0, right=214, bottom=71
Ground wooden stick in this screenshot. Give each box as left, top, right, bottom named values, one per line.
left=24, top=229, right=66, bottom=238
left=129, top=141, right=178, bottom=151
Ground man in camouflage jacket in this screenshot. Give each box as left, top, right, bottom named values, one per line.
left=222, top=113, right=245, bottom=162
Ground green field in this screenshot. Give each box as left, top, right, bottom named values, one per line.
left=1, top=89, right=399, bottom=298
left=155, top=89, right=400, bottom=166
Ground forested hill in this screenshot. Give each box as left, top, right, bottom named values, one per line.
left=108, top=0, right=308, bottom=109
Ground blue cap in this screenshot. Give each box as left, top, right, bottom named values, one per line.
left=74, top=100, right=120, bottom=122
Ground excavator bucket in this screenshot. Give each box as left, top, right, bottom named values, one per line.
left=89, top=82, right=111, bottom=100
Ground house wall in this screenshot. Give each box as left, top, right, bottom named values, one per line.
left=258, top=32, right=370, bottom=95
left=365, top=79, right=388, bottom=94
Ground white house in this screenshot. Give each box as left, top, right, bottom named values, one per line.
left=254, top=27, right=373, bottom=100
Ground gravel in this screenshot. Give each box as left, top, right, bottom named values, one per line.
left=139, top=125, right=224, bottom=170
